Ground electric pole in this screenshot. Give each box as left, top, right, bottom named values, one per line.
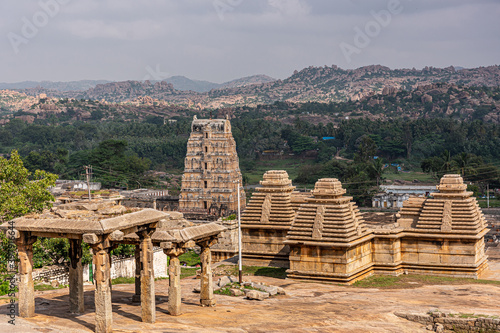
left=85, top=166, right=92, bottom=201
left=487, top=183, right=490, bottom=208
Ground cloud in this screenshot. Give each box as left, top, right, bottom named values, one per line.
left=0, top=0, right=498, bottom=82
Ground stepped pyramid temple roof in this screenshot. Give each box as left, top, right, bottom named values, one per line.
left=240, top=170, right=296, bottom=267
left=241, top=170, right=296, bottom=228
left=285, top=175, right=489, bottom=283
left=286, top=178, right=370, bottom=246
left=397, top=174, right=487, bottom=234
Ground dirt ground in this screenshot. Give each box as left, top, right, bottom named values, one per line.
left=1, top=261, right=500, bottom=333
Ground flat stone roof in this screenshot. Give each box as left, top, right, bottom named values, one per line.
left=0, top=201, right=170, bottom=236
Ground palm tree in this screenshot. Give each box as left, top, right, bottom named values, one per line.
left=440, top=150, right=453, bottom=173
left=368, top=158, right=385, bottom=187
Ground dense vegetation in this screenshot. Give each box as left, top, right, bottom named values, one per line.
left=0, top=108, right=499, bottom=204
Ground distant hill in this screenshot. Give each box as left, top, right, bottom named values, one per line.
left=161, top=74, right=276, bottom=92
left=0, top=80, right=111, bottom=92
left=162, top=76, right=219, bottom=93
left=219, top=74, right=276, bottom=89
left=11, top=65, right=500, bottom=109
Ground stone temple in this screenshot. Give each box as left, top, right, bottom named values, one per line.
left=241, top=170, right=296, bottom=268
left=242, top=172, right=490, bottom=284
left=179, top=116, right=246, bottom=219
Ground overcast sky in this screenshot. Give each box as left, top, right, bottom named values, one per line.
left=1, top=0, right=499, bottom=83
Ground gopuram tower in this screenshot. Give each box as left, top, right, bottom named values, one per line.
left=179, top=116, right=246, bottom=219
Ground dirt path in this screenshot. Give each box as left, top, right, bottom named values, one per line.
left=1, top=269, right=500, bottom=333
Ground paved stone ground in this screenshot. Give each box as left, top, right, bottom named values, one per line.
left=1, top=261, right=500, bottom=333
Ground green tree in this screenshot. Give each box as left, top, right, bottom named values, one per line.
left=0, top=150, right=58, bottom=272
left=0, top=150, right=57, bottom=221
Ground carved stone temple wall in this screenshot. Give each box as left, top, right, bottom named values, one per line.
left=241, top=170, right=296, bottom=268
left=243, top=172, right=490, bottom=284
left=391, top=174, right=489, bottom=278
left=179, top=116, right=246, bottom=218
left=285, top=178, right=373, bottom=282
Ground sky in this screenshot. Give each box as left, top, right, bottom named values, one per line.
left=1, top=0, right=499, bottom=83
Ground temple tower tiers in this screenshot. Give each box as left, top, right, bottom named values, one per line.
left=179, top=116, right=246, bottom=216
left=398, top=174, right=487, bottom=233
left=393, top=174, right=489, bottom=278
left=285, top=178, right=373, bottom=283
left=241, top=170, right=296, bottom=268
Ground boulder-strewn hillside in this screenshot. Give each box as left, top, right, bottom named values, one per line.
left=244, top=83, right=500, bottom=125
left=207, top=65, right=500, bottom=106
left=7, top=65, right=500, bottom=110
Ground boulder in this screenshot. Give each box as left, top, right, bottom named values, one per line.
left=229, top=288, right=244, bottom=296
left=218, top=276, right=232, bottom=288
left=246, top=290, right=270, bottom=301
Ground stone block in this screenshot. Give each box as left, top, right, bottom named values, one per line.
left=246, top=290, right=270, bottom=301
left=229, top=288, right=244, bottom=296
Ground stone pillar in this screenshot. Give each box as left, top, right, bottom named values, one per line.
left=165, top=248, right=184, bottom=316
left=17, top=233, right=36, bottom=318
left=69, top=239, right=84, bottom=313
left=92, top=245, right=113, bottom=333
left=132, top=244, right=141, bottom=303
left=139, top=231, right=155, bottom=323
left=199, top=239, right=217, bottom=307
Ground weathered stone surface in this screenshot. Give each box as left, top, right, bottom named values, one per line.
left=241, top=170, right=296, bottom=267
left=93, top=247, right=113, bottom=333
left=218, top=276, right=232, bottom=288
left=179, top=117, right=246, bottom=215
left=229, top=288, right=244, bottom=296
left=286, top=175, right=489, bottom=283
left=17, top=235, right=36, bottom=318
left=276, top=287, right=286, bottom=295
left=199, top=239, right=217, bottom=307
left=286, top=178, right=371, bottom=283
left=252, top=283, right=278, bottom=296
left=167, top=252, right=182, bottom=316
left=140, top=233, right=155, bottom=323
left=246, top=290, right=270, bottom=301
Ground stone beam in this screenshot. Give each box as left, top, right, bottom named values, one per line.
left=69, top=239, right=84, bottom=313
left=164, top=247, right=185, bottom=316
left=92, top=243, right=113, bottom=333
left=17, top=232, right=37, bottom=318
left=198, top=237, right=219, bottom=307
left=139, top=230, right=155, bottom=323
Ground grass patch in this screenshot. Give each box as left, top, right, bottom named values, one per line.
left=219, top=265, right=287, bottom=279
left=34, top=283, right=68, bottom=291
left=111, top=277, right=135, bottom=285
left=178, top=250, right=201, bottom=266
left=214, top=282, right=269, bottom=296
left=180, top=267, right=199, bottom=279
left=351, top=274, right=500, bottom=289
left=439, top=312, right=498, bottom=319
left=478, top=199, right=500, bottom=208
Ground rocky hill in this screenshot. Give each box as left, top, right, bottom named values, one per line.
left=16, top=65, right=499, bottom=108
left=162, top=74, right=275, bottom=92
left=206, top=65, right=500, bottom=107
